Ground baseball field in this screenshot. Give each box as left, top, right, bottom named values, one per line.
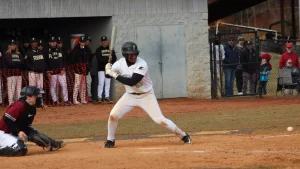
left=1, top=97, right=300, bottom=169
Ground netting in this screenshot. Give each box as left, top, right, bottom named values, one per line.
left=1, top=63, right=90, bottom=107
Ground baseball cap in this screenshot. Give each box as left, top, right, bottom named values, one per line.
left=87, top=36, right=92, bottom=42
left=101, top=36, right=108, bottom=41
left=79, top=36, right=86, bottom=43
left=286, top=43, right=293, bottom=48
left=38, top=39, right=44, bottom=47
left=9, top=39, right=16, bottom=45
left=238, top=36, right=244, bottom=41
left=30, top=37, right=38, bottom=43
left=49, top=36, right=57, bottom=42
left=246, top=41, right=253, bottom=45
left=57, top=37, right=63, bottom=44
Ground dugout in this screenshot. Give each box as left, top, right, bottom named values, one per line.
left=0, top=16, right=114, bottom=103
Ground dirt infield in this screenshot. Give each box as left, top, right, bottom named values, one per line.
left=1, top=133, right=300, bottom=169
left=17, top=97, right=300, bottom=125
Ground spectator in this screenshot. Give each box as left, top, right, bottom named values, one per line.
left=235, top=36, right=245, bottom=95
left=258, top=54, right=272, bottom=95
left=212, top=35, right=225, bottom=78
left=95, top=36, right=117, bottom=103
left=3, top=39, right=24, bottom=105
left=240, top=40, right=260, bottom=95
left=223, top=36, right=239, bottom=96
left=280, top=59, right=300, bottom=95
left=279, top=43, right=299, bottom=69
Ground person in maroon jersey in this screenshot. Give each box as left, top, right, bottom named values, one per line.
left=0, top=86, right=66, bottom=156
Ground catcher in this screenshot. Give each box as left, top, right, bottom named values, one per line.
left=0, top=86, right=66, bottom=156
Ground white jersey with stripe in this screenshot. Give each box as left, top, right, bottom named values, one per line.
left=111, top=57, right=153, bottom=93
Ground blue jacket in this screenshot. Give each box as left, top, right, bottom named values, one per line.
left=259, top=64, right=270, bottom=82
left=223, top=44, right=239, bottom=69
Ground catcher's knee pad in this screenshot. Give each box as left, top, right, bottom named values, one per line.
left=0, top=140, right=28, bottom=156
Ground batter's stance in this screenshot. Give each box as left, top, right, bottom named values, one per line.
left=103, top=42, right=191, bottom=148
left=0, top=86, right=66, bottom=156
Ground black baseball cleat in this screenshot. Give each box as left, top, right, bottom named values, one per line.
left=181, top=133, right=192, bottom=144
left=49, top=140, right=67, bottom=151
left=97, top=97, right=102, bottom=103
left=103, top=140, right=115, bottom=148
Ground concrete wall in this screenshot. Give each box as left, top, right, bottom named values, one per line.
left=0, top=0, right=207, bottom=19
left=112, top=13, right=210, bottom=99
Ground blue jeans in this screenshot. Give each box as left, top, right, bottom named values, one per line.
left=223, top=68, right=236, bottom=96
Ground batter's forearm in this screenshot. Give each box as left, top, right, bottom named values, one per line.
left=116, top=73, right=144, bottom=86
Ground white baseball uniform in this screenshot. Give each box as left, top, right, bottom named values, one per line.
left=106, top=57, right=186, bottom=141
left=50, top=73, right=69, bottom=102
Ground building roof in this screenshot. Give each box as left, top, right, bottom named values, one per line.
left=208, top=0, right=267, bottom=23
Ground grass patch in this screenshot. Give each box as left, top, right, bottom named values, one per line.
left=34, top=103, right=300, bottom=139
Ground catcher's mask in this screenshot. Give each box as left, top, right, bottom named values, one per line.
left=121, top=42, right=140, bottom=58
left=19, top=86, right=45, bottom=107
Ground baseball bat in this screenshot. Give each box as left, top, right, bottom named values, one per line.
left=109, top=26, right=117, bottom=63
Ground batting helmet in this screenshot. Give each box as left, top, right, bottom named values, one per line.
left=121, top=42, right=140, bottom=57
left=20, top=86, right=44, bottom=97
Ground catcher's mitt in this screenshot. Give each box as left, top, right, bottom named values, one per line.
left=24, top=127, right=51, bottom=149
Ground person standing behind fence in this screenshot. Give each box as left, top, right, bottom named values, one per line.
left=258, top=54, right=272, bottom=95
left=46, top=37, right=70, bottom=106
left=95, top=36, right=117, bottom=103
left=240, top=41, right=260, bottom=95
left=279, top=43, right=299, bottom=69
left=3, top=39, right=24, bottom=105
left=71, top=36, right=90, bottom=105
left=223, top=36, right=239, bottom=96
left=235, top=36, right=245, bottom=95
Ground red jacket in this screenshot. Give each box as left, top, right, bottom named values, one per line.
left=279, top=52, right=299, bottom=69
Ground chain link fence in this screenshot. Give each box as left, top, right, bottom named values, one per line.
left=210, top=32, right=300, bottom=99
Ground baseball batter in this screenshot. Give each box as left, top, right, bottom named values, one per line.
left=103, top=42, right=191, bottom=148
left=0, top=86, right=66, bottom=156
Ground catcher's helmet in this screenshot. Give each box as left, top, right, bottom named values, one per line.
left=121, top=42, right=140, bottom=57
left=20, top=86, right=44, bottom=98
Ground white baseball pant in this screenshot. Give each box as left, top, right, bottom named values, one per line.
left=0, top=130, right=18, bottom=149
left=7, top=76, right=22, bottom=105
left=86, top=72, right=92, bottom=98
left=28, top=72, right=43, bottom=89
left=73, top=73, right=86, bottom=103
left=50, top=73, right=69, bottom=102
left=98, top=71, right=111, bottom=98
left=107, top=89, right=186, bottom=141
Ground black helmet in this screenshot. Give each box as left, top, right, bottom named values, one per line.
left=20, top=86, right=44, bottom=98
left=121, top=42, right=140, bottom=57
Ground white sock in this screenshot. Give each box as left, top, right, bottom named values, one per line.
left=175, top=127, right=186, bottom=138
left=107, top=118, right=118, bottom=141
